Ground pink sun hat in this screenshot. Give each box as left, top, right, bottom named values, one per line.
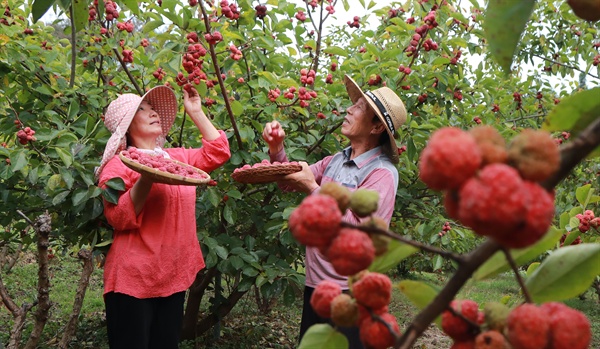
left=95, top=86, right=178, bottom=179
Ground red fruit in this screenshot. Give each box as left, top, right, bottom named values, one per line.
left=357, top=304, right=388, bottom=326
left=352, top=272, right=392, bottom=310
left=310, top=280, right=342, bottom=318
left=495, top=181, right=554, bottom=248
left=506, top=304, right=550, bottom=349
left=288, top=194, right=342, bottom=247
left=507, top=129, right=560, bottom=182
left=451, top=341, right=475, bottom=349
left=540, top=302, right=591, bottom=349
left=441, top=300, right=480, bottom=341
left=326, top=228, right=375, bottom=276
left=330, top=293, right=359, bottom=327
left=359, top=312, right=400, bottom=349
left=468, top=126, right=507, bottom=166
left=419, top=127, right=482, bottom=191
left=458, top=164, right=526, bottom=240
left=567, top=0, right=600, bottom=21
left=474, top=330, right=509, bottom=349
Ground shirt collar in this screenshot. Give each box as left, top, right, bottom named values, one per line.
left=342, top=146, right=383, bottom=169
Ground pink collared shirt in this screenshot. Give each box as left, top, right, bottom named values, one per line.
left=271, top=146, right=398, bottom=289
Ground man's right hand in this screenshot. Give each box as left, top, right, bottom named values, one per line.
left=262, top=120, right=286, bottom=154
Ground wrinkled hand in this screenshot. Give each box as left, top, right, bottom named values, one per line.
left=262, top=120, right=286, bottom=153
left=183, top=87, right=203, bottom=117
left=278, top=162, right=318, bottom=194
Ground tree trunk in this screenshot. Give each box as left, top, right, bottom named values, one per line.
left=181, top=267, right=218, bottom=340
left=195, top=290, right=247, bottom=335
left=58, top=249, right=94, bottom=349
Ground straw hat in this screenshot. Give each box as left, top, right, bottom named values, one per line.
left=344, top=75, right=407, bottom=163
left=95, top=86, right=178, bottom=178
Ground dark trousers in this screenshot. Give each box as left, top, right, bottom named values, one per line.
left=104, top=291, right=186, bottom=349
left=299, top=286, right=365, bottom=349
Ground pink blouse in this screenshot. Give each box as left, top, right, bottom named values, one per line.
left=98, top=131, right=230, bottom=298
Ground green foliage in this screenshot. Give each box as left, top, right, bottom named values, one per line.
left=298, top=323, right=348, bottom=349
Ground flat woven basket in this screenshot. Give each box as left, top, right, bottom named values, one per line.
left=119, top=152, right=211, bottom=186
left=231, top=163, right=302, bottom=184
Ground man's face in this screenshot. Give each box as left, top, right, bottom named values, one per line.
left=341, top=96, right=377, bottom=139
left=128, top=100, right=163, bottom=141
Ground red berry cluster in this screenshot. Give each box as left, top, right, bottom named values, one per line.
left=116, top=21, right=134, bottom=33
left=295, top=10, right=306, bottom=22
left=121, top=148, right=209, bottom=179
left=593, top=54, right=600, bottom=66
left=204, top=31, right=223, bottom=45
left=367, top=74, right=382, bottom=86
left=330, top=62, right=337, bottom=71
left=417, top=93, right=427, bottom=103
left=554, top=131, right=570, bottom=145
left=310, top=272, right=401, bottom=349
left=220, top=0, right=239, bottom=20
left=438, top=221, right=451, bottom=237
left=177, top=34, right=209, bottom=91
left=347, top=16, right=360, bottom=28
left=388, top=8, right=403, bottom=19
left=419, top=126, right=559, bottom=249
left=17, top=127, right=36, bottom=145
left=233, top=159, right=299, bottom=173
left=316, top=112, right=326, bottom=120
left=88, top=5, right=97, bottom=21
left=297, top=87, right=317, bottom=108
left=449, top=49, right=462, bottom=65
left=229, top=44, right=242, bottom=60
left=491, top=103, right=500, bottom=113
left=513, top=91, right=522, bottom=110
left=325, top=73, right=333, bottom=84
left=300, top=68, right=315, bottom=85
left=188, top=0, right=198, bottom=7
left=325, top=4, right=335, bottom=15
left=255, top=4, right=267, bottom=19
left=472, top=116, right=481, bottom=124
left=398, top=64, right=412, bottom=75
left=442, top=300, right=591, bottom=349
left=152, top=67, right=165, bottom=81
left=576, top=210, right=599, bottom=233
left=397, top=145, right=407, bottom=155
left=104, top=0, right=120, bottom=22
left=140, top=38, right=149, bottom=47
left=121, top=49, right=133, bottom=63
left=453, top=89, right=463, bottom=101
left=268, top=88, right=280, bottom=102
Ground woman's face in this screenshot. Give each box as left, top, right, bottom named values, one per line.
left=128, top=100, right=163, bottom=144
left=341, top=96, right=376, bottom=139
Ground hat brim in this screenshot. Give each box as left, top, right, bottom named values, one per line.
left=344, top=75, right=399, bottom=163
left=142, top=86, right=178, bottom=142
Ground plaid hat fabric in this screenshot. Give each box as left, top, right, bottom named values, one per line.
left=95, top=86, right=178, bottom=178
left=344, top=75, right=407, bottom=164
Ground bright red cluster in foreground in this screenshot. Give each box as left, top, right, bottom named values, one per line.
left=121, top=148, right=208, bottom=179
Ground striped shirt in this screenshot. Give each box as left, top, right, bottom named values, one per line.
left=271, top=145, right=399, bottom=289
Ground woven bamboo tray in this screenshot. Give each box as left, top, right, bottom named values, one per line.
left=119, top=152, right=211, bottom=186
left=231, top=162, right=302, bottom=184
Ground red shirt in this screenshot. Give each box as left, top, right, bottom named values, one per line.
left=99, top=131, right=230, bottom=298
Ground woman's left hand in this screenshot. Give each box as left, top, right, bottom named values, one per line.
left=183, top=88, right=203, bottom=117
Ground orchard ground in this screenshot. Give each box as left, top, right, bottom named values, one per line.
left=1, top=251, right=598, bottom=348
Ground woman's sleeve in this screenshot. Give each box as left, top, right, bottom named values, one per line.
left=187, top=130, right=231, bottom=173
left=98, top=159, right=144, bottom=231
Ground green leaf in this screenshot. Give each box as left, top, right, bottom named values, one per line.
left=483, top=0, right=535, bottom=74
left=526, top=244, right=600, bottom=303
left=121, top=0, right=140, bottom=15
left=575, top=184, right=593, bottom=207
left=542, top=88, right=600, bottom=146
left=72, top=0, right=88, bottom=33
left=32, top=0, right=56, bottom=22
left=143, top=20, right=164, bottom=33
left=214, top=245, right=229, bottom=259
left=298, top=324, right=348, bottom=349
left=55, top=147, right=73, bottom=167
left=9, top=150, right=28, bottom=172
left=102, top=188, right=120, bottom=205
left=473, top=227, right=563, bottom=280
left=368, top=239, right=418, bottom=273
left=526, top=262, right=540, bottom=276
left=322, top=46, right=348, bottom=57
left=562, top=230, right=581, bottom=247
left=52, top=190, right=70, bottom=205
left=397, top=280, right=442, bottom=328
left=105, top=177, right=125, bottom=191
left=72, top=189, right=89, bottom=206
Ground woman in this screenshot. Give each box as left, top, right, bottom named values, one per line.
left=96, top=85, right=230, bottom=349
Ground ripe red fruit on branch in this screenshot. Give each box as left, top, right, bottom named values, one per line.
left=507, top=129, right=560, bottom=182
left=468, top=125, right=507, bottom=166
left=310, top=280, right=341, bottom=318
left=541, top=302, right=591, bottom=349
left=288, top=194, right=342, bottom=247
left=507, top=304, right=550, bottom=349
left=359, top=312, right=400, bottom=349
left=419, top=127, right=482, bottom=191
left=325, top=228, right=375, bottom=276
left=352, top=272, right=392, bottom=310
left=441, top=299, right=480, bottom=341
left=330, top=293, right=359, bottom=327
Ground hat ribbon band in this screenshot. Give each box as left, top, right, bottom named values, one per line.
left=364, top=90, right=395, bottom=134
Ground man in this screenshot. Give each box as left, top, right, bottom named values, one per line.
left=262, top=75, right=407, bottom=348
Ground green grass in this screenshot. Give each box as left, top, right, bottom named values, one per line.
left=1, top=256, right=598, bottom=348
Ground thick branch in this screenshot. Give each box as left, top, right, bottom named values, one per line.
left=542, top=116, right=600, bottom=190
left=198, top=1, right=243, bottom=149
left=111, top=48, right=143, bottom=95
left=503, top=248, right=532, bottom=303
